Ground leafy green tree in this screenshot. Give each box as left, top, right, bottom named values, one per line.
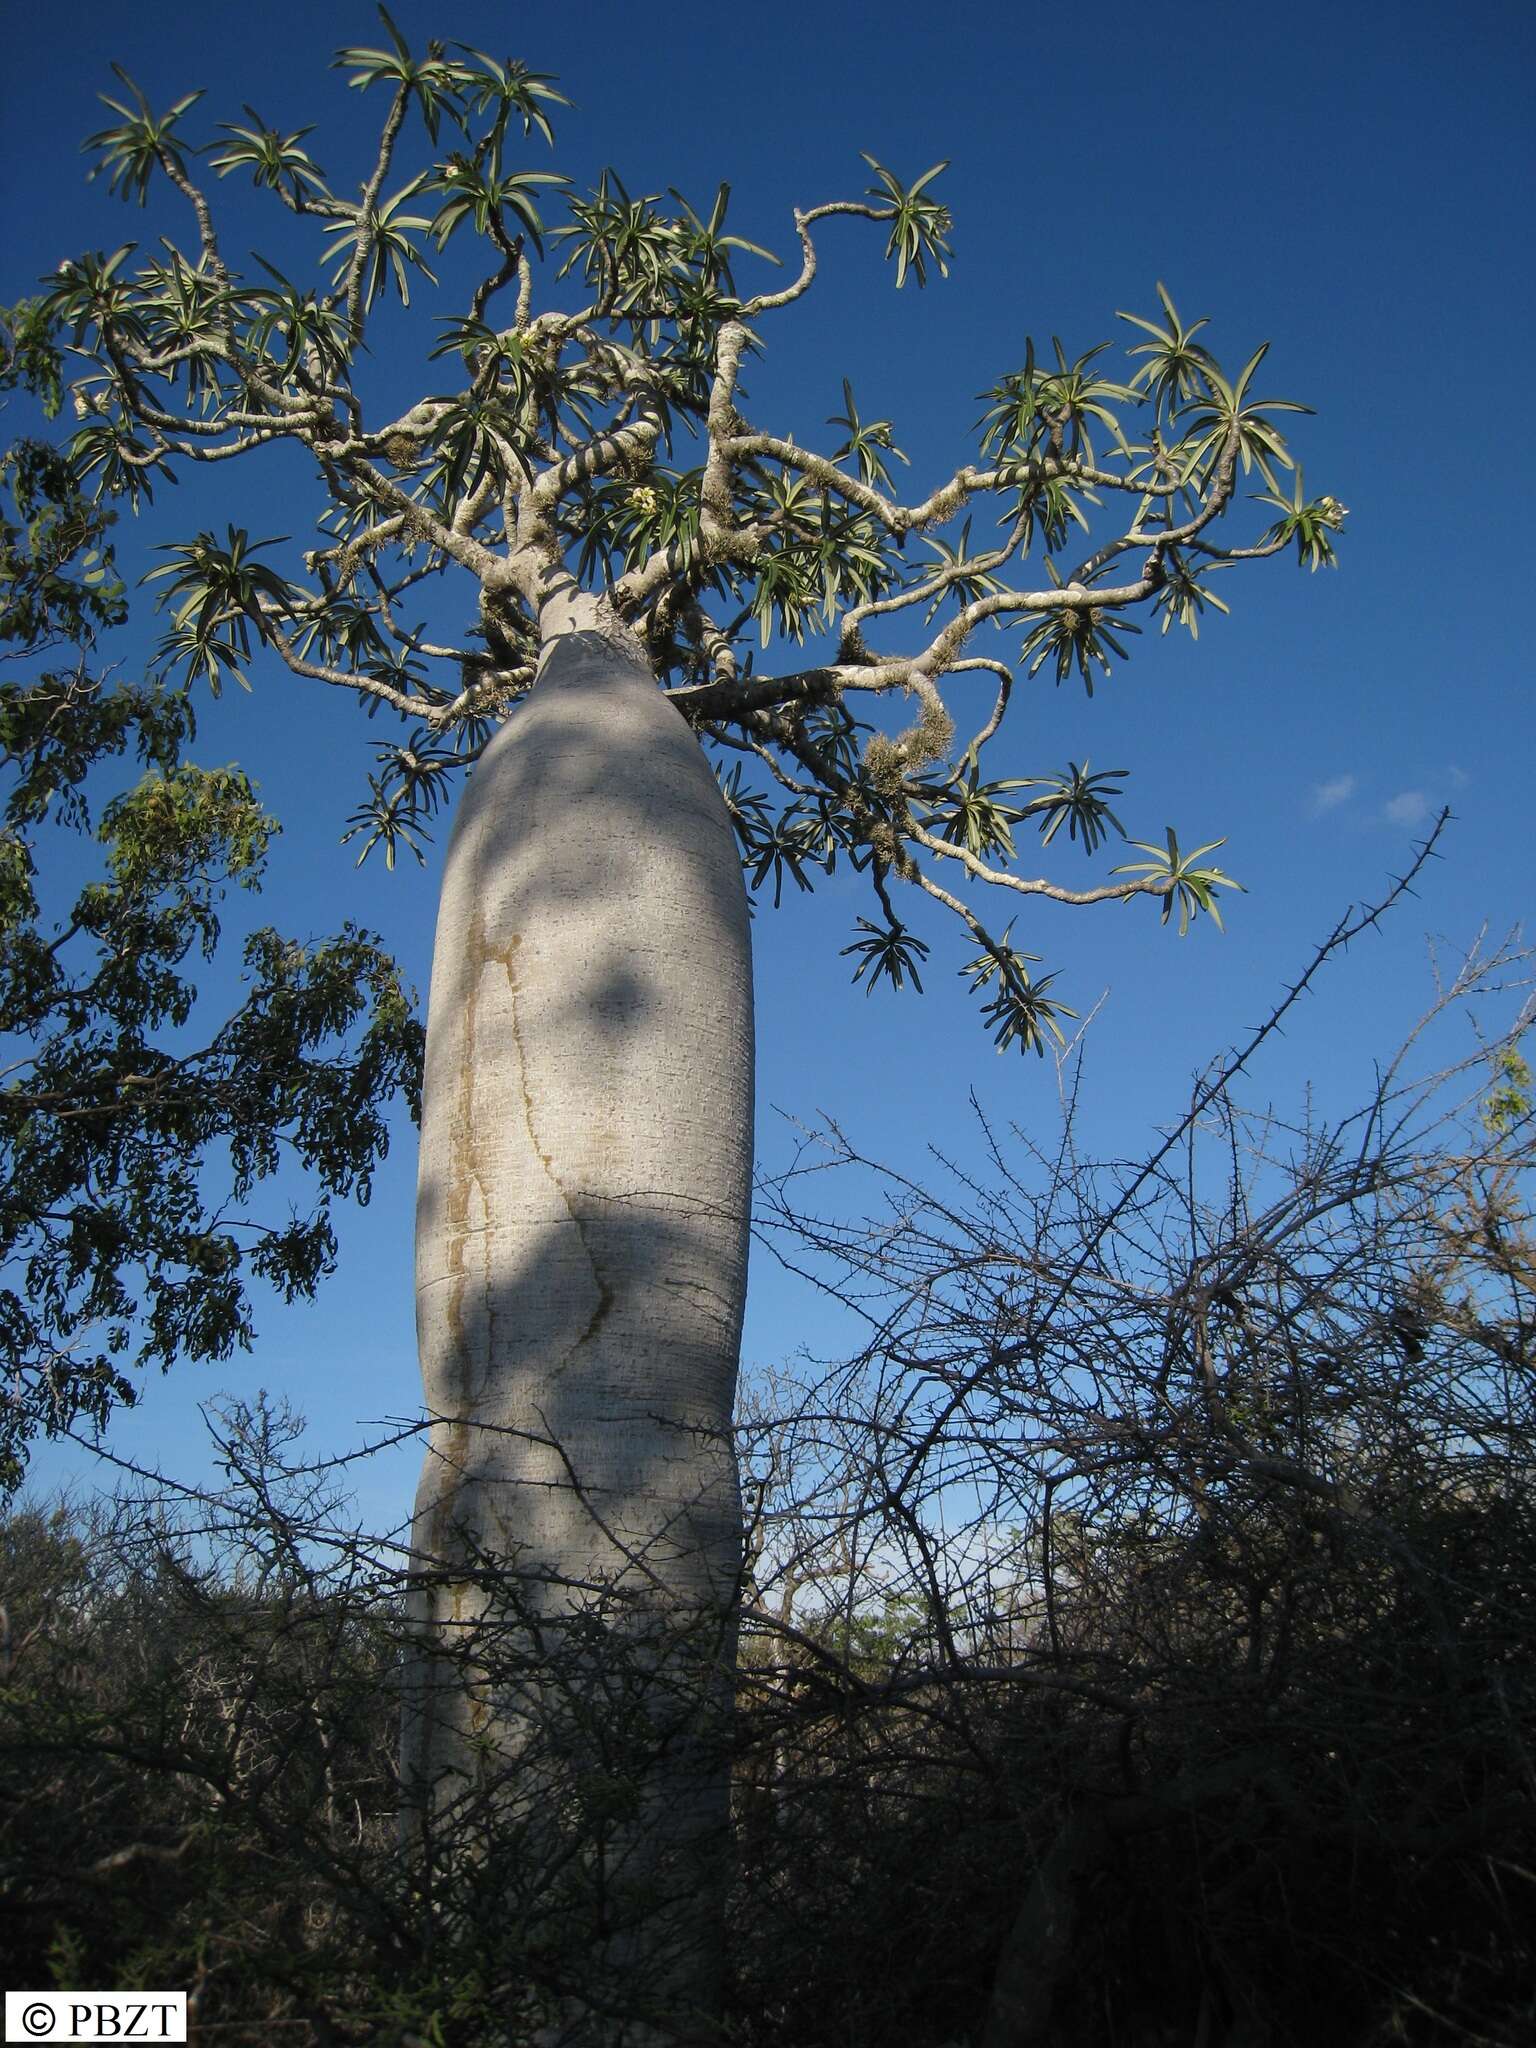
left=0, top=307, right=422, bottom=1492
left=36, top=17, right=1344, bottom=2033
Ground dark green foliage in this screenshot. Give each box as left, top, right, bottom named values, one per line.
left=0, top=1400, right=733, bottom=2045
left=4, top=1272, right=1530, bottom=2046
left=0, top=439, right=126, bottom=653
left=727, top=1480, right=1536, bottom=2048
left=0, top=755, right=424, bottom=1478
left=0, top=317, right=423, bottom=1489
left=0, top=1430, right=410, bottom=2032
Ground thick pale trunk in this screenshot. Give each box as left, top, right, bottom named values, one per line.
left=404, top=609, right=753, bottom=2040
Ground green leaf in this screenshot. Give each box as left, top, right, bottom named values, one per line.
left=1117, top=283, right=1215, bottom=427
left=334, top=9, right=464, bottom=144
left=210, top=109, right=330, bottom=202
left=1111, top=826, right=1243, bottom=934
left=144, top=527, right=298, bottom=692
left=828, top=379, right=908, bottom=490
left=1020, top=597, right=1141, bottom=694
left=451, top=52, right=570, bottom=157
left=920, top=761, right=1030, bottom=861
left=960, top=929, right=1077, bottom=1055
left=861, top=154, right=953, bottom=289
left=84, top=68, right=204, bottom=206
left=425, top=157, right=567, bottom=256
left=1253, top=467, right=1348, bottom=570
left=1018, top=761, right=1129, bottom=851
left=841, top=916, right=930, bottom=995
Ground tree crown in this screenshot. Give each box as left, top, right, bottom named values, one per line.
left=35, top=10, right=1345, bottom=1049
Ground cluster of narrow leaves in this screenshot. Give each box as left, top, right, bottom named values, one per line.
left=33, top=16, right=1344, bottom=1051
left=720, top=724, right=1090, bottom=1053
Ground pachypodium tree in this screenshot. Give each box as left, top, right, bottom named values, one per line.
left=37, top=13, right=1345, bottom=2035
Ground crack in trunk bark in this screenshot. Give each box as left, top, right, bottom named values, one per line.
left=402, top=618, right=754, bottom=2044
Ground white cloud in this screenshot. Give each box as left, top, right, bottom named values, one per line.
left=1383, top=790, right=1430, bottom=829
left=1311, top=773, right=1356, bottom=814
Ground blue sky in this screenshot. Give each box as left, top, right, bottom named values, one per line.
left=3, top=0, right=1532, bottom=1527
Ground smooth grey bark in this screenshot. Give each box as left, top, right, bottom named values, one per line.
left=403, top=608, right=754, bottom=2039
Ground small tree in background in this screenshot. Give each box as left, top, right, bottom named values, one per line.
left=0, top=1403, right=412, bottom=2032
left=30, top=14, right=1347, bottom=2031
